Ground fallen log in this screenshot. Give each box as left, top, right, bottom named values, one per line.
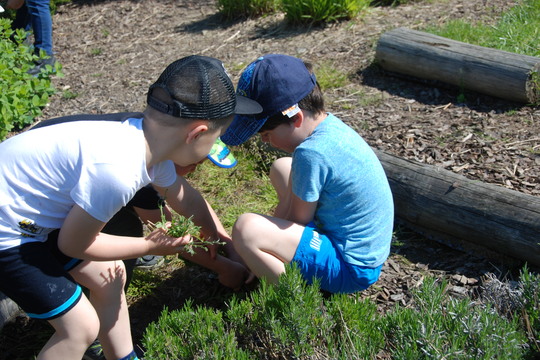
left=374, top=149, right=540, bottom=267
left=375, top=27, right=540, bottom=104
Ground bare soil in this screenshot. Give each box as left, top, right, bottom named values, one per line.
left=1, top=0, right=539, bottom=358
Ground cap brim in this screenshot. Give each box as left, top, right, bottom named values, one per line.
left=220, top=113, right=269, bottom=146
left=207, top=138, right=238, bottom=168
left=235, top=95, right=262, bottom=115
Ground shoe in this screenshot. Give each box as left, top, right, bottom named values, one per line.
left=134, top=255, right=164, bottom=269
left=82, top=339, right=105, bottom=360
left=28, top=54, right=56, bottom=76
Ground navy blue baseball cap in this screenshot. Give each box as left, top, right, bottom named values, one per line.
left=220, top=54, right=317, bottom=146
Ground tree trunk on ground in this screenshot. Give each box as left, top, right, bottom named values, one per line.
left=375, top=149, right=540, bottom=267
left=375, top=27, right=540, bottom=104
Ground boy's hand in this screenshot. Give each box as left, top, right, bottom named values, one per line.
left=145, top=227, right=192, bottom=255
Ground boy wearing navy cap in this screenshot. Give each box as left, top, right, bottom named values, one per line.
left=0, top=55, right=261, bottom=360
left=221, top=54, right=394, bottom=294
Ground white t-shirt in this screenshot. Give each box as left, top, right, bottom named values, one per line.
left=0, top=117, right=176, bottom=250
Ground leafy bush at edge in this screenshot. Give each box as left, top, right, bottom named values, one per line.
left=0, top=18, right=60, bottom=141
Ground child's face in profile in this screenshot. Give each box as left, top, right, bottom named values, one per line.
left=259, top=122, right=297, bottom=153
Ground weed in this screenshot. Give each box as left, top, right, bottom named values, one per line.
left=316, top=61, right=349, bottom=90
left=90, top=48, right=102, bottom=56
left=62, top=89, right=78, bottom=99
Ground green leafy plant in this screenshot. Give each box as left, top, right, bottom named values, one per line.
left=0, top=18, right=60, bottom=140
left=148, top=204, right=223, bottom=256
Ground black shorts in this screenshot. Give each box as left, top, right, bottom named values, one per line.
left=0, top=230, right=83, bottom=320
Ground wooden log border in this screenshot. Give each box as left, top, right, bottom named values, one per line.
left=375, top=149, right=540, bottom=267
left=375, top=27, right=540, bottom=104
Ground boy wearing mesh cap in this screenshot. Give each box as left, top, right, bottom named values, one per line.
left=0, top=55, right=261, bottom=360
left=221, top=54, right=394, bottom=294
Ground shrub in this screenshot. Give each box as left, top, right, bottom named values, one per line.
left=281, top=0, right=370, bottom=24
left=143, top=302, right=252, bottom=359
left=382, top=277, right=528, bottom=359
left=143, top=265, right=385, bottom=358
left=228, top=264, right=330, bottom=358
left=520, top=265, right=540, bottom=356
left=0, top=18, right=59, bottom=140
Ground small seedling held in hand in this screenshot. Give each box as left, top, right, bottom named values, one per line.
left=149, top=204, right=223, bottom=256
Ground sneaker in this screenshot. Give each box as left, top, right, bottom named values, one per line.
left=28, top=54, right=56, bottom=76
left=82, top=339, right=105, bottom=360
left=134, top=255, right=164, bottom=269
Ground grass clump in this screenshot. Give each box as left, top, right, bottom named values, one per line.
left=281, top=0, right=370, bottom=24
left=217, top=0, right=279, bottom=19
left=316, top=60, right=350, bottom=90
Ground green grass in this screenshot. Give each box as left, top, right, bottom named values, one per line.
left=426, top=0, right=540, bottom=57
left=316, top=60, right=350, bottom=90
left=186, top=139, right=279, bottom=230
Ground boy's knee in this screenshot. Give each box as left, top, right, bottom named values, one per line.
left=54, top=298, right=100, bottom=346
left=232, top=213, right=261, bottom=246
left=270, top=157, right=292, bottom=179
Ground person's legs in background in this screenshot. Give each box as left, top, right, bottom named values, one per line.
left=22, top=0, right=53, bottom=56
left=11, top=0, right=56, bottom=74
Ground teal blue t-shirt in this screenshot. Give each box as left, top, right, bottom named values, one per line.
left=291, top=113, right=394, bottom=267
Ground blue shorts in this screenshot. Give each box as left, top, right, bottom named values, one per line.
left=0, top=230, right=83, bottom=320
left=292, top=224, right=382, bottom=294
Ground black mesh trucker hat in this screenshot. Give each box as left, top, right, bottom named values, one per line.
left=147, top=55, right=262, bottom=119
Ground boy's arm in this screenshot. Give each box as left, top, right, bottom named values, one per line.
left=154, top=175, right=221, bottom=259
left=285, top=194, right=317, bottom=226
left=58, top=204, right=189, bottom=260
left=154, top=176, right=250, bottom=289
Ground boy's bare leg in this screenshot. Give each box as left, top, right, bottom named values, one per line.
left=70, top=260, right=134, bottom=360
left=37, top=295, right=99, bottom=360
left=232, top=214, right=304, bottom=283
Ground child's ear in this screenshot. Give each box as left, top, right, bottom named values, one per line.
left=293, top=111, right=304, bottom=128
left=186, top=123, right=209, bottom=144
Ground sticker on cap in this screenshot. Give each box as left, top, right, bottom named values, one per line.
left=207, top=138, right=238, bottom=168
left=282, top=104, right=301, bottom=118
